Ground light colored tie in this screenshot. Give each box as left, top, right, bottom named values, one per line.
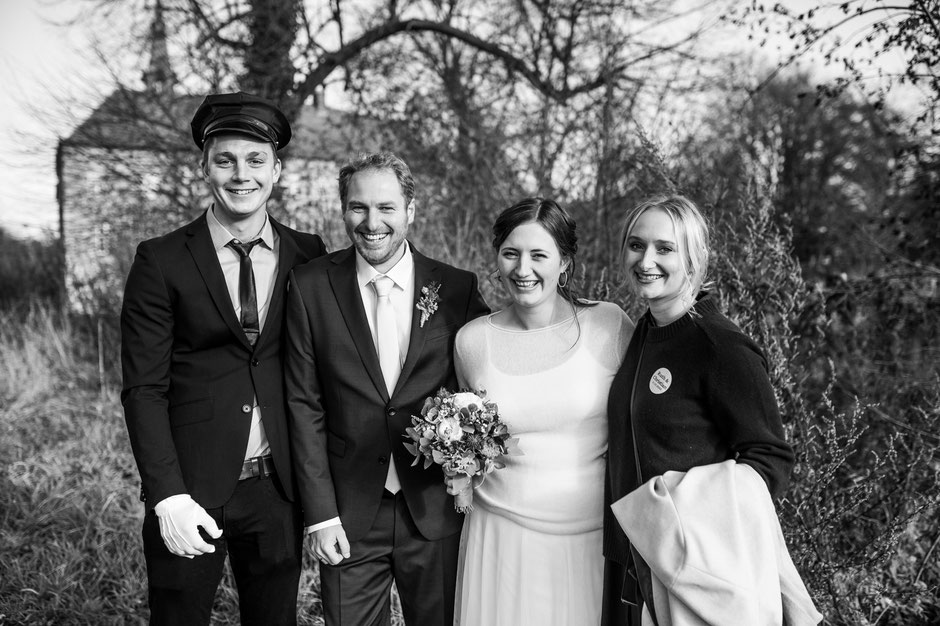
left=372, top=275, right=401, bottom=494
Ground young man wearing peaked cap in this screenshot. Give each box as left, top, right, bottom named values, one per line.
left=121, top=91, right=326, bottom=625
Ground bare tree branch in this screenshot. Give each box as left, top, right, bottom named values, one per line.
left=294, top=17, right=645, bottom=102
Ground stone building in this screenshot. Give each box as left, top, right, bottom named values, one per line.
left=58, top=3, right=390, bottom=312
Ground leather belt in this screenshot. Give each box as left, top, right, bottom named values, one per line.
left=239, top=455, right=276, bottom=480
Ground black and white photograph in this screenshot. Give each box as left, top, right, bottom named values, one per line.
left=0, top=1, right=937, bottom=624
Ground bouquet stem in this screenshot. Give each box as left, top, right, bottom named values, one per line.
left=454, top=488, right=473, bottom=514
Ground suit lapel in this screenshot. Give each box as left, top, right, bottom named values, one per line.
left=185, top=213, right=250, bottom=349
left=328, top=247, right=390, bottom=401
left=396, top=249, right=440, bottom=395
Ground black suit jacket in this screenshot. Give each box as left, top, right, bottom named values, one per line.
left=285, top=245, right=489, bottom=542
left=121, top=212, right=326, bottom=510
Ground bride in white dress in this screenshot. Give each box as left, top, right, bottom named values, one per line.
left=453, top=198, right=634, bottom=626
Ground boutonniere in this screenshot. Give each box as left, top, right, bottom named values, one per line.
left=416, top=281, right=441, bottom=328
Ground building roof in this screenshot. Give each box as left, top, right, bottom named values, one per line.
left=63, top=89, right=195, bottom=152
left=63, top=89, right=394, bottom=160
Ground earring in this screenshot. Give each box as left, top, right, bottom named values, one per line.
left=488, top=269, right=502, bottom=288
left=559, top=271, right=569, bottom=288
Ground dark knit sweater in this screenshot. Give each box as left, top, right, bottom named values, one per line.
left=604, top=292, right=794, bottom=565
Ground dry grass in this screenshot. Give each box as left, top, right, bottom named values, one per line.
left=1, top=386, right=148, bottom=624
left=0, top=307, right=374, bottom=625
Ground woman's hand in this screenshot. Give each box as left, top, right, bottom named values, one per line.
left=444, top=472, right=472, bottom=496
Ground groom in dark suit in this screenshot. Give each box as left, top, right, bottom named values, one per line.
left=121, top=92, right=326, bottom=625
left=285, top=152, right=488, bottom=625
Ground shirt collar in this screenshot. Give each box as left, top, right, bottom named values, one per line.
left=355, top=242, right=414, bottom=291
left=207, top=206, right=274, bottom=252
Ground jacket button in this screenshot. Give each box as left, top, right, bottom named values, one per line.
left=251, top=358, right=259, bottom=367
left=241, top=404, right=252, bottom=413
left=378, top=456, right=388, bottom=465
left=387, top=407, right=397, bottom=417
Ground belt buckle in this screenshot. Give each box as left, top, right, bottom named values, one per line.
left=240, top=456, right=258, bottom=480
left=240, top=455, right=273, bottom=480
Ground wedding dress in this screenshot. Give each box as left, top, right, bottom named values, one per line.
left=453, top=302, right=633, bottom=626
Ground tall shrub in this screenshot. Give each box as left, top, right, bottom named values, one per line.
left=701, top=163, right=940, bottom=624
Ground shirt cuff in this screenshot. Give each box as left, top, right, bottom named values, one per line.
left=305, top=517, right=342, bottom=534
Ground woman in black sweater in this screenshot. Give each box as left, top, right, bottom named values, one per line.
left=602, top=195, right=795, bottom=625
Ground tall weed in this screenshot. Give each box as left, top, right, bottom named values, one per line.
left=0, top=304, right=77, bottom=410
left=0, top=303, right=396, bottom=624
left=698, top=165, right=940, bottom=624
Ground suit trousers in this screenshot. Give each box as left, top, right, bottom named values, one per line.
left=319, top=490, right=461, bottom=626
left=142, top=474, right=302, bottom=626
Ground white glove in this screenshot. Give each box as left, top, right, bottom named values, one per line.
left=154, top=494, right=223, bottom=558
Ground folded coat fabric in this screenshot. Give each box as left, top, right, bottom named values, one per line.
left=610, top=460, right=822, bottom=626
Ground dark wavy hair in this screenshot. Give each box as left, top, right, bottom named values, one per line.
left=492, top=197, right=592, bottom=306
left=338, top=152, right=416, bottom=210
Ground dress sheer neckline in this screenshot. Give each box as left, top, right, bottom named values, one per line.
left=485, top=306, right=586, bottom=333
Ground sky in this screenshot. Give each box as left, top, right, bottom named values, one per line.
left=0, top=0, right=106, bottom=239
left=0, top=0, right=924, bottom=241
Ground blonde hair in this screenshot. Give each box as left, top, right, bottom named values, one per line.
left=618, top=194, right=710, bottom=297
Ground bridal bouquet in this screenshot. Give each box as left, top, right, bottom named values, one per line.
left=404, top=388, right=519, bottom=513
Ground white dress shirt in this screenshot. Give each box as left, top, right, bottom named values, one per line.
left=206, top=206, right=278, bottom=460
left=355, top=242, right=415, bottom=366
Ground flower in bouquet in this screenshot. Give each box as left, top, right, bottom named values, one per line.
left=403, top=388, right=520, bottom=513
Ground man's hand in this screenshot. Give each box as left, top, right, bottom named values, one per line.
left=311, top=524, right=350, bottom=565
left=154, top=494, right=223, bottom=558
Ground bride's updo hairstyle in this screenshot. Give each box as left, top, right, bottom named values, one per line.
left=618, top=194, right=711, bottom=298
left=492, top=197, right=589, bottom=306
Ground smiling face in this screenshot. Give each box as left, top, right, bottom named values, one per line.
left=497, top=220, right=570, bottom=312
left=203, top=134, right=280, bottom=227
left=624, top=207, right=694, bottom=321
left=343, top=168, right=415, bottom=273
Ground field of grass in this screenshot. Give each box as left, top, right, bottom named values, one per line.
left=0, top=306, right=355, bottom=625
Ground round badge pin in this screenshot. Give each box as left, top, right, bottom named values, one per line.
left=649, top=368, right=672, bottom=394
